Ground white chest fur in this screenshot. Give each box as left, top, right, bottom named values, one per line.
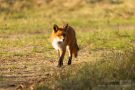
left=52, top=38, right=65, bottom=50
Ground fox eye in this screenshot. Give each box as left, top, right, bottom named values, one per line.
left=63, top=33, right=66, bottom=37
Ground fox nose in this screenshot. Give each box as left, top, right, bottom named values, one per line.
left=58, top=41, right=62, bottom=44
left=63, top=38, right=65, bottom=41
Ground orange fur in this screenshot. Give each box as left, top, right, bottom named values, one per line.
left=51, top=24, right=79, bottom=67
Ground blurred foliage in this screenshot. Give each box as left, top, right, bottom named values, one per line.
left=0, top=0, right=53, bottom=13
left=0, top=0, right=124, bottom=13
left=0, top=0, right=34, bottom=13
left=56, top=48, right=135, bottom=90
left=86, top=0, right=123, bottom=4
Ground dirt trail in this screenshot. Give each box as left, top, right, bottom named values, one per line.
left=0, top=46, right=102, bottom=90
left=0, top=46, right=91, bottom=90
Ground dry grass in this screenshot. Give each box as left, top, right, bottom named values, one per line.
left=0, top=0, right=135, bottom=89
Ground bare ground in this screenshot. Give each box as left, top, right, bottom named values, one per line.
left=0, top=43, right=134, bottom=90
left=0, top=45, right=100, bottom=90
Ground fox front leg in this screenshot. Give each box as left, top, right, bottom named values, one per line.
left=58, top=49, right=66, bottom=67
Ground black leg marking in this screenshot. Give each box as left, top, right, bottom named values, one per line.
left=68, top=57, right=72, bottom=65
left=58, top=57, right=63, bottom=67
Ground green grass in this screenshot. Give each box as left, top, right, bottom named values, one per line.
left=0, top=74, right=3, bottom=81
left=0, top=0, right=135, bottom=89
left=56, top=51, right=135, bottom=90
left=36, top=48, right=135, bottom=90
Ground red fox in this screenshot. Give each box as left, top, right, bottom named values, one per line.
left=51, top=24, right=79, bottom=67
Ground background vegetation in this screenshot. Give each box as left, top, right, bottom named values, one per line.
left=0, top=0, right=135, bottom=90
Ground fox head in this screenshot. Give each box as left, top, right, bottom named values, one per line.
left=53, top=24, right=68, bottom=43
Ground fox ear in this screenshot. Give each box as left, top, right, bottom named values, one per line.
left=63, top=24, right=68, bottom=30
left=53, top=24, right=58, bottom=32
